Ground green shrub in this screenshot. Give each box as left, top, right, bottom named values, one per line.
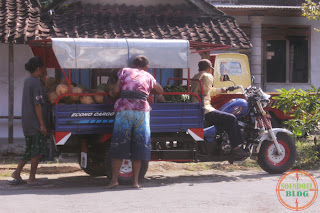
left=273, top=86, right=320, bottom=137
left=273, top=86, right=320, bottom=169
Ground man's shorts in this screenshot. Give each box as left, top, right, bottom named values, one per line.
left=22, top=132, right=47, bottom=161
left=110, top=110, right=151, bottom=161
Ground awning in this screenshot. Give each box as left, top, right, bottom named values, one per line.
left=30, top=38, right=190, bottom=69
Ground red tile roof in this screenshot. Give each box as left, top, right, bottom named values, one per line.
left=0, top=0, right=251, bottom=49
left=209, top=0, right=320, bottom=6
left=237, top=0, right=319, bottom=6
left=0, top=0, right=41, bottom=43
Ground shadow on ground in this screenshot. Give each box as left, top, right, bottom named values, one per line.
left=0, top=171, right=281, bottom=196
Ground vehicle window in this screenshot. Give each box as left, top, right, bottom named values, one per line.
left=220, top=62, right=242, bottom=76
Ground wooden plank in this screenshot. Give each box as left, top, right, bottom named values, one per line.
left=8, top=44, right=14, bottom=144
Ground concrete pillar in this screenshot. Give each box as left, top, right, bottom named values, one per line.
left=249, top=16, right=263, bottom=89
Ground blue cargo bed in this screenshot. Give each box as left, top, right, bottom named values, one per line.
left=55, top=102, right=204, bottom=134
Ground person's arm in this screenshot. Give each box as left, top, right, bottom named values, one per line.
left=211, top=86, right=228, bottom=95
left=151, top=82, right=163, bottom=95
left=201, top=74, right=219, bottom=96
left=109, top=79, right=121, bottom=98
left=35, top=104, right=47, bottom=136
left=202, top=75, right=227, bottom=96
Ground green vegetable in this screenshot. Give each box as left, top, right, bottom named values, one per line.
left=163, top=86, right=190, bottom=103
left=96, top=83, right=108, bottom=92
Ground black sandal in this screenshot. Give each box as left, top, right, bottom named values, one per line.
left=8, top=178, right=27, bottom=185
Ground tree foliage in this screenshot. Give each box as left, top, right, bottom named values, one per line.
left=302, top=0, right=320, bottom=31
left=273, top=86, right=320, bottom=137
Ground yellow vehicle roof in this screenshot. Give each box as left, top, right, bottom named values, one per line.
left=212, top=53, right=251, bottom=93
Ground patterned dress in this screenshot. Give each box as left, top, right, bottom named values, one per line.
left=110, top=68, right=156, bottom=160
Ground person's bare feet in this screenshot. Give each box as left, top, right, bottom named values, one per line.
left=132, top=183, right=140, bottom=188
left=26, top=178, right=48, bottom=185
left=11, top=171, right=22, bottom=180
left=132, top=180, right=140, bottom=188
left=105, top=181, right=119, bottom=189
left=27, top=178, right=38, bottom=185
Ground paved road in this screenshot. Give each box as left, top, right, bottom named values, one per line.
left=0, top=169, right=319, bottom=213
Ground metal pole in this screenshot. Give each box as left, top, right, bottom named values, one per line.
left=188, top=68, right=190, bottom=92
left=8, top=43, right=14, bottom=144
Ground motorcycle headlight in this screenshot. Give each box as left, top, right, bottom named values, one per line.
left=257, top=88, right=271, bottom=101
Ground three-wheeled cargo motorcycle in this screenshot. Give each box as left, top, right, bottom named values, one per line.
left=30, top=38, right=296, bottom=183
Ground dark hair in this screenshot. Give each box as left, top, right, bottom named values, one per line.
left=106, top=69, right=119, bottom=86
left=25, top=56, right=44, bottom=73
left=133, top=55, right=149, bottom=68
left=198, top=59, right=213, bottom=71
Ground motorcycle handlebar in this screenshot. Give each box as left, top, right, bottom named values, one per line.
left=226, top=86, right=240, bottom=92
left=227, top=86, right=236, bottom=92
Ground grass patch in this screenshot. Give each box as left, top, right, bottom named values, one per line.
left=0, top=172, right=11, bottom=178
left=0, top=157, right=19, bottom=166
left=183, top=159, right=260, bottom=172
left=184, top=163, right=213, bottom=171
left=237, top=159, right=259, bottom=168
left=293, top=139, right=320, bottom=170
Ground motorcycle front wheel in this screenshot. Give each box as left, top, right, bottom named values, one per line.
left=258, top=132, right=297, bottom=174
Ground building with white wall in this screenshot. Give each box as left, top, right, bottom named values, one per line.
left=208, top=0, right=320, bottom=91
left=0, top=0, right=250, bottom=147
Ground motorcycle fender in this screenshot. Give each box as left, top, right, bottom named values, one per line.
left=256, top=128, right=293, bottom=153
left=80, top=140, right=87, bottom=168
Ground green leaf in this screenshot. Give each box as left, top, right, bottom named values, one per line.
left=274, top=85, right=320, bottom=138
left=293, top=127, right=303, bottom=137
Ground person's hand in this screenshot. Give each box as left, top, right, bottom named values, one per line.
left=108, top=90, right=113, bottom=97
left=40, top=124, right=47, bottom=136
left=221, top=87, right=227, bottom=93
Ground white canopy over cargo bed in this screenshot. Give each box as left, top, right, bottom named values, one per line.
left=51, top=38, right=190, bottom=69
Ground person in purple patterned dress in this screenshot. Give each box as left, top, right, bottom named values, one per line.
left=106, top=56, right=163, bottom=189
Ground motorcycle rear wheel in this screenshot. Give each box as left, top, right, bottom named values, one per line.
left=258, top=133, right=296, bottom=174
left=78, top=143, right=106, bottom=177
